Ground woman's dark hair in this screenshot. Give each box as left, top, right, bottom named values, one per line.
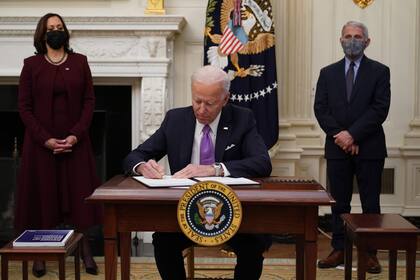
left=33, top=13, right=72, bottom=54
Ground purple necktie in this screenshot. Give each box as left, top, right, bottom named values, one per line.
left=200, top=125, right=215, bottom=165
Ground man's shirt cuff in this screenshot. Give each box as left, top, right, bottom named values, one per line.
left=220, top=163, right=230, bottom=177
left=132, top=161, right=146, bottom=175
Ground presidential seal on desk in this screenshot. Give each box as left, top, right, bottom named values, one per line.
left=177, top=181, right=242, bottom=246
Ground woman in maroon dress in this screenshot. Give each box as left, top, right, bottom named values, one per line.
left=15, top=13, right=102, bottom=277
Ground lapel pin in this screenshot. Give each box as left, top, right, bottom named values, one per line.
left=223, top=127, right=228, bottom=130
left=65, top=67, right=70, bottom=71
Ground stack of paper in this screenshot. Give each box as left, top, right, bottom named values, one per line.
left=133, top=176, right=259, bottom=188
left=133, top=176, right=196, bottom=187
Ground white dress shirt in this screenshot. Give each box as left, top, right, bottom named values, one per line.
left=191, top=112, right=230, bottom=176
left=134, top=111, right=230, bottom=176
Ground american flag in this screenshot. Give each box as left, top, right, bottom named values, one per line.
left=204, top=0, right=278, bottom=148
left=219, top=24, right=245, bottom=55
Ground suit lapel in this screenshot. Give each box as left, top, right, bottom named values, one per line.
left=179, top=108, right=196, bottom=166
left=350, top=55, right=369, bottom=103
left=215, top=105, right=232, bottom=162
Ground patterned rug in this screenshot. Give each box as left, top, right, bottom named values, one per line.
left=2, top=258, right=419, bottom=279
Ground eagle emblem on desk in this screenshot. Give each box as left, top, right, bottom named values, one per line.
left=197, top=197, right=225, bottom=230
left=177, top=181, right=242, bottom=246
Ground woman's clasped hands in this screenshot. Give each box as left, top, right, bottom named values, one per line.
left=44, top=135, right=78, bottom=154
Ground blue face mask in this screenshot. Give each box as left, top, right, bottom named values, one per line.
left=341, top=38, right=366, bottom=58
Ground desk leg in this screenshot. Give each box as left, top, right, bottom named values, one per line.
left=344, top=227, right=352, bottom=280
left=120, top=232, right=131, bottom=280
left=105, top=238, right=118, bottom=280
left=304, top=241, right=317, bottom=280
left=104, top=205, right=118, bottom=280
left=295, top=235, right=304, bottom=280
left=1, top=255, right=8, bottom=280
left=59, top=257, right=65, bottom=280
left=406, top=246, right=416, bottom=280
left=389, top=250, right=397, bottom=280
left=22, top=261, right=28, bottom=280
left=357, top=248, right=367, bottom=280
left=304, top=207, right=318, bottom=280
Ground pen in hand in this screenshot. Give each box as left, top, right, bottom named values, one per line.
left=138, top=159, right=165, bottom=179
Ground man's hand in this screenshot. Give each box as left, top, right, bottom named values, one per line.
left=44, top=138, right=73, bottom=154
left=137, top=159, right=165, bottom=179
left=334, top=130, right=354, bottom=151
left=172, top=164, right=215, bottom=178
left=345, top=144, right=359, bottom=155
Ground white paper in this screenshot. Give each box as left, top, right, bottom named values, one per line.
left=133, top=175, right=196, bottom=187
left=193, top=177, right=259, bottom=185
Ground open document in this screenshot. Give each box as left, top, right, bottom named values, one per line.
left=133, top=175, right=196, bottom=188
left=133, top=176, right=260, bottom=188
left=193, top=177, right=260, bottom=185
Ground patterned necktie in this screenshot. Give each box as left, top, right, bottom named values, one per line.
left=346, top=61, right=355, bottom=101
left=200, top=125, right=215, bottom=165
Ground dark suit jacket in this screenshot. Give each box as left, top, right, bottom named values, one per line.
left=124, top=104, right=272, bottom=177
left=314, top=56, right=390, bottom=159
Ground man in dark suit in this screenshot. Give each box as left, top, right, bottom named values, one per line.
left=124, top=65, right=272, bottom=280
left=314, top=21, right=390, bottom=273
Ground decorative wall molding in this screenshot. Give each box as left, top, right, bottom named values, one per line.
left=404, top=3, right=420, bottom=147
left=140, top=77, right=167, bottom=141
left=0, top=16, right=186, bottom=31
left=401, top=4, right=420, bottom=216
left=270, top=0, right=322, bottom=178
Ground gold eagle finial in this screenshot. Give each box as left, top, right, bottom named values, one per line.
left=353, top=0, right=374, bottom=9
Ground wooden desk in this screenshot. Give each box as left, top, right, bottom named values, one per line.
left=86, top=176, right=334, bottom=280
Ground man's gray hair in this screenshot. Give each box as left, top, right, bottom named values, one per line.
left=191, top=65, right=230, bottom=93
left=342, top=21, right=369, bottom=39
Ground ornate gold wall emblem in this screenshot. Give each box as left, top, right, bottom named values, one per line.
left=177, top=181, right=242, bottom=246
left=353, top=0, right=375, bottom=9
left=145, top=0, right=165, bottom=15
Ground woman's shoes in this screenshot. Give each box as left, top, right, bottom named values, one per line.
left=85, top=265, right=98, bottom=275
left=82, top=256, right=98, bottom=275
left=81, top=233, right=98, bottom=275
left=32, top=260, right=46, bottom=278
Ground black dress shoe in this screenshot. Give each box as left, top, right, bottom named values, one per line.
left=32, top=261, right=46, bottom=278
left=367, top=254, right=382, bottom=274
left=85, top=266, right=98, bottom=275
left=82, top=257, right=98, bottom=275
left=318, top=250, right=344, bottom=268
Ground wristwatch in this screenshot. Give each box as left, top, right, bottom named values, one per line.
left=213, top=163, right=224, bottom=177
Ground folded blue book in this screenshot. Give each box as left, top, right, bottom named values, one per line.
left=13, top=229, right=74, bottom=247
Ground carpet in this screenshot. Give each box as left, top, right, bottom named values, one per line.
left=2, top=258, right=419, bottom=279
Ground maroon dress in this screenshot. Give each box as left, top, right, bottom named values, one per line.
left=15, top=53, right=102, bottom=232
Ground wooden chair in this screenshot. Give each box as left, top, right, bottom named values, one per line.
left=183, top=245, right=235, bottom=280
left=341, top=214, right=420, bottom=280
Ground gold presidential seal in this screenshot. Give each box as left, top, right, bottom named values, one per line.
left=177, top=181, right=242, bottom=246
